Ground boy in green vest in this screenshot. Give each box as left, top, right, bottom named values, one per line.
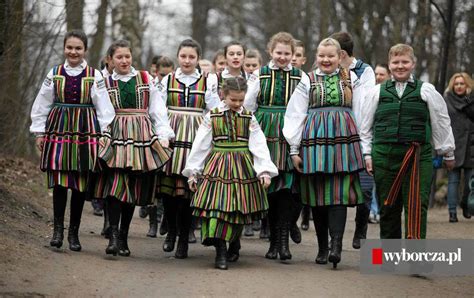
left=360, top=44, right=455, bottom=239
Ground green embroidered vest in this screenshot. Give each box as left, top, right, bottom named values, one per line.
left=373, top=79, right=431, bottom=144
left=257, top=66, right=302, bottom=106
left=308, top=68, right=352, bottom=108
left=105, top=71, right=150, bottom=109
left=210, top=108, right=252, bottom=143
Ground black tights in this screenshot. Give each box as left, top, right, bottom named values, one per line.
left=53, top=186, right=86, bottom=225
left=107, top=197, right=135, bottom=231
left=268, top=189, right=294, bottom=224
left=312, top=205, right=347, bottom=247
left=162, top=195, right=192, bottom=239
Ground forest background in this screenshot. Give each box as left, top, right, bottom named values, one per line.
left=0, top=0, right=472, bottom=156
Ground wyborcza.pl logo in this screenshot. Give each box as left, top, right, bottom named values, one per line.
left=371, top=247, right=462, bottom=265
left=360, top=239, right=473, bottom=275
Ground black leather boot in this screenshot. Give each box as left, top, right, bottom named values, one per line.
left=159, top=215, right=168, bottom=236
left=290, top=223, right=301, bottom=244
left=147, top=206, right=158, bottom=238
left=215, top=239, right=228, bottom=270
left=449, top=212, right=458, bottom=222
left=50, top=217, right=64, bottom=248
left=188, top=229, right=197, bottom=243
left=461, top=202, right=472, bottom=219
left=118, top=228, right=131, bottom=256
left=175, top=215, right=189, bottom=258
left=67, top=224, right=82, bottom=252
left=279, top=221, right=292, bottom=260
left=244, top=224, right=254, bottom=236
left=139, top=206, right=148, bottom=218
left=226, top=238, right=241, bottom=262
left=315, top=227, right=329, bottom=265
left=101, top=201, right=111, bottom=239
left=105, top=225, right=119, bottom=256
left=353, top=205, right=369, bottom=249
left=163, top=233, right=176, bottom=252
left=265, top=221, right=279, bottom=259
left=175, top=237, right=189, bottom=259
left=259, top=218, right=270, bottom=239
left=328, top=236, right=342, bottom=268
left=301, top=206, right=310, bottom=231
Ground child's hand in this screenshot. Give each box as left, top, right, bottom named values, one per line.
left=260, top=176, right=271, bottom=189
left=159, top=139, right=169, bottom=149
left=443, top=159, right=455, bottom=171
left=365, top=158, right=374, bottom=176
left=188, top=176, right=197, bottom=192
left=291, top=155, right=303, bottom=173
left=35, top=136, right=45, bottom=152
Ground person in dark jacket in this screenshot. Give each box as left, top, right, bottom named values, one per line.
left=445, top=72, right=474, bottom=222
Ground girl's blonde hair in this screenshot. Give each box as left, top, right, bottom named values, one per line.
left=317, top=38, right=341, bottom=55
left=267, top=32, right=295, bottom=54
left=446, top=72, right=472, bottom=95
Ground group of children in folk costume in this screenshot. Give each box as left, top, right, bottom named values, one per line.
left=31, top=28, right=456, bottom=271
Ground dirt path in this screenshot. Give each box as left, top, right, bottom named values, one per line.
left=1, top=158, right=473, bottom=297
left=1, top=206, right=473, bottom=297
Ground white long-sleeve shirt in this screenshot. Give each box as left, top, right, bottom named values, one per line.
left=110, top=67, right=175, bottom=140
left=348, top=58, right=376, bottom=125
left=359, top=80, right=455, bottom=157
left=30, top=60, right=115, bottom=133
left=182, top=102, right=279, bottom=178
left=156, top=68, right=220, bottom=111
left=283, top=68, right=363, bottom=154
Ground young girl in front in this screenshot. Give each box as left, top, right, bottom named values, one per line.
left=156, top=39, right=220, bottom=259
left=30, top=30, right=115, bottom=252
left=95, top=39, right=174, bottom=257
left=283, top=38, right=365, bottom=268
left=183, top=77, right=278, bottom=270
left=244, top=32, right=306, bottom=261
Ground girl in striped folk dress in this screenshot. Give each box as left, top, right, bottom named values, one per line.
left=183, top=77, right=278, bottom=270
left=156, top=39, right=220, bottom=259
left=283, top=38, right=365, bottom=268
left=30, top=30, right=115, bottom=251
left=217, top=41, right=248, bottom=94
left=244, top=32, right=307, bottom=261
left=95, top=40, right=174, bottom=257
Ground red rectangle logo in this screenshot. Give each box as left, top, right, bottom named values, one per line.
left=372, top=248, right=383, bottom=265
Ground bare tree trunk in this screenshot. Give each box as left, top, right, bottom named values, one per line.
left=191, top=0, right=211, bottom=54
left=436, top=0, right=455, bottom=92
left=319, top=0, right=329, bottom=41
left=0, top=0, right=25, bottom=154
left=118, top=0, right=144, bottom=68
left=88, top=0, right=108, bottom=69
left=65, top=0, right=84, bottom=31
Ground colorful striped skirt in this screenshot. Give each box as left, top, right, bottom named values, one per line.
left=164, top=106, right=204, bottom=176
left=156, top=106, right=204, bottom=198
left=155, top=173, right=190, bottom=198
left=94, top=168, right=157, bottom=205
left=299, top=107, right=364, bottom=206
left=41, top=103, right=100, bottom=192
left=255, top=105, right=294, bottom=193
left=47, top=171, right=91, bottom=193
left=191, top=142, right=269, bottom=244
left=300, top=107, right=364, bottom=174
left=99, top=109, right=172, bottom=172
